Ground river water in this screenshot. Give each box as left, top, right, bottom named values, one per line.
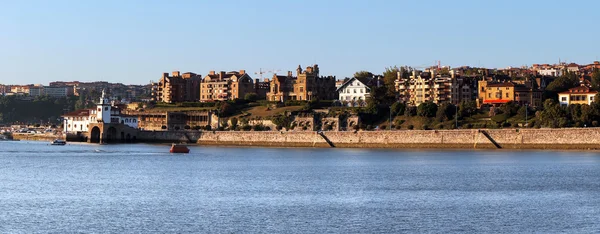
left=0, top=141, right=599, bottom=233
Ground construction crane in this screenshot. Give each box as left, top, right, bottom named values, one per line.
left=254, top=68, right=281, bottom=80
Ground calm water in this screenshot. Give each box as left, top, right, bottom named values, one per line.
left=1, top=141, right=599, bottom=233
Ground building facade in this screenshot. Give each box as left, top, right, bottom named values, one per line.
left=478, top=81, right=542, bottom=107
left=395, top=70, right=453, bottom=106
left=200, top=70, right=254, bottom=102
left=134, top=110, right=217, bottom=131
left=266, top=64, right=336, bottom=102
left=152, top=71, right=201, bottom=103
left=336, top=77, right=372, bottom=107
left=558, top=86, right=598, bottom=106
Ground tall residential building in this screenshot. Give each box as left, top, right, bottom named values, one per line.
left=267, top=64, right=336, bottom=102
left=151, top=71, right=201, bottom=103
left=200, top=70, right=255, bottom=102
left=450, top=76, right=478, bottom=105
left=395, top=70, right=453, bottom=106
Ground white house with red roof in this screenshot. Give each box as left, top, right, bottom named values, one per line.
left=558, top=86, right=598, bottom=106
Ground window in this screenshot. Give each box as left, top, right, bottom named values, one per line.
left=488, top=93, right=491, bottom=98
left=561, top=97, right=567, bottom=101
left=104, top=107, right=108, bottom=111
left=505, top=93, right=509, bottom=98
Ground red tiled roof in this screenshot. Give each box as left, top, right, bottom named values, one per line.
left=559, top=86, right=598, bottom=95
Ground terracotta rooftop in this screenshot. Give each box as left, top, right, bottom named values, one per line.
left=559, top=86, right=598, bottom=95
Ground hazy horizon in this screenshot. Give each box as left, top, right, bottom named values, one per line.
left=2, top=0, right=599, bottom=85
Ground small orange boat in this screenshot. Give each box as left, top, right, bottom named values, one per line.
left=170, top=144, right=190, bottom=153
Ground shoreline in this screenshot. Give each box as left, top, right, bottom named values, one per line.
left=14, top=128, right=600, bottom=151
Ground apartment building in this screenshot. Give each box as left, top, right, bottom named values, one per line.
left=395, top=70, right=453, bottom=106
left=152, top=71, right=201, bottom=103
left=200, top=70, right=255, bottom=102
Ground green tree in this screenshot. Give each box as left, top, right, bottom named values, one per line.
left=436, top=103, right=456, bottom=122
left=244, top=93, right=259, bottom=102
left=591, top=69, right=600, bottom=91
left=417, top=102, right=438, bottom=118
left=458, top=100, right=477, bottom=119
left=390, top=102, right=405, bottom=116
left=383, top=66, right=401, bottom=96
left=230, top=117, right=239, bottom=129
left=353, top=71, right=374, bottom=79
left=545, top=71, right=579, bottom=100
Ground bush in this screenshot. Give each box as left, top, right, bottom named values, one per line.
left=593, top=121, right=599, bottom=127
left=395, top=125, right=402, bottom=130
left=366, top=125, right=373, bottom=131
left=421, top=124, right=429, bottom=130
left=184, top=125, right=191, bottom=130
left=436, top=124, right=444, bottom=129
left=407, top=125, right=414, bottom=130
left=502, top=122, right=511, bottom=128
left=230, top=117, right=238, bottom=128
left=265, top=126, right=271, bottom=131
left=276, top=125, right=283, bottom=131
left=302, top=126, right=308, bottom=131
left=242, top=125, right=252, bottom=131
left=512, top=122, right=519, bottom=128
left=161, top=125, right=167, bottom=130
left=491, top=113, right=509, bottom=124
left=353, top=125, right=359, bottom=131
left=204, top=125, right=212, bottom=131
left=244, top=93, right=259, bottom=102
left=463, top=123, right=473, bottom=129
left=193, top=126, right=201, bottom=130
left=379, top=124, right=387, bottom=130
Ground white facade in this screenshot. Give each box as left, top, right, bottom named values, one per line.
left=336, top=77, right=370, bottom=106
left=63, top=89, right=138, bottom=133
left=536, top=68, right=563, bottom=77
left=44, top=86, right=70, bottom=97
left=558, top=93, right=596, bottom=106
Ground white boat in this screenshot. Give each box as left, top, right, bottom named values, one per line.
left=50, top=139, right=67, bottom=145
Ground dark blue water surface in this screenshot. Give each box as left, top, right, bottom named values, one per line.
left=1, top=141, right=600, bottom=233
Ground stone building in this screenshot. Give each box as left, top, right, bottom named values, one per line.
left=200, top=70, right=255, bottom=102
left=267, top=64, right=336, bottom=102
left=151, top=71, right=201, bottom=103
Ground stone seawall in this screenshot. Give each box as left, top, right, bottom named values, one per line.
left=197, top=128, right=600, bottom=150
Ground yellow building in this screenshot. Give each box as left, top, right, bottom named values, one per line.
left=558, top=86, right=598, bottom=106
left=478, top=81, right=542, bottom=107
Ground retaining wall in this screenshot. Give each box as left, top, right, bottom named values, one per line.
left=197, top=128, right=600, bottom=150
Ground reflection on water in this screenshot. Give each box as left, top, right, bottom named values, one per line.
left=1, top=141, right=599, bottom=233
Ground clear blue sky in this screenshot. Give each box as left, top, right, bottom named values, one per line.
left=2, top=0, right=599, bottom=85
